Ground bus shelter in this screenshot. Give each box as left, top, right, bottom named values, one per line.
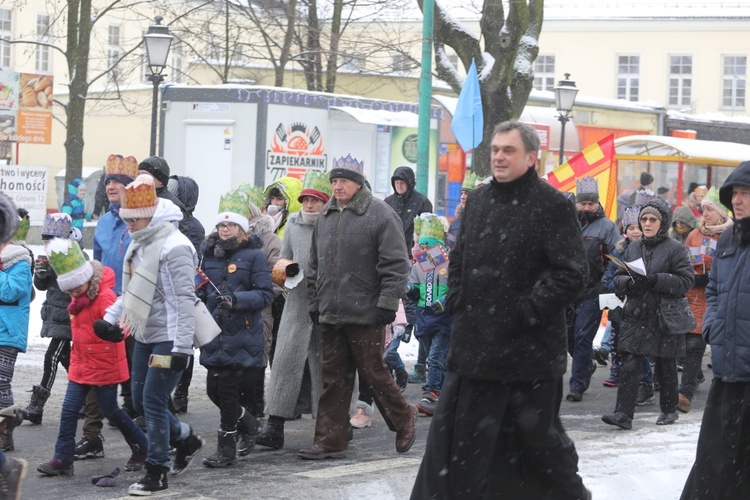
left=615, top=135, right=750, bottom=207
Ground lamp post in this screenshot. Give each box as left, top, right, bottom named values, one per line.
left=143, top=16, right=172, bottom=156
left=554, top=73, right=579, bottom=165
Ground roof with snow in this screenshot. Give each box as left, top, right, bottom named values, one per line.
left=615, top=135, right=750, bottom=166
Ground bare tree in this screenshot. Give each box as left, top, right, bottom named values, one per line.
left=417, top=0, right=544, bottom=175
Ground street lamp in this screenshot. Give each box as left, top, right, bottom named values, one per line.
left=143, top=16, right=173, bottom=156
left=554, top=73, right=579, bottom=165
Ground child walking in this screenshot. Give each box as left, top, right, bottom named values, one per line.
left=37, top=238, right=147, bottom=476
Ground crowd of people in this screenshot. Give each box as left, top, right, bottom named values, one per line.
left=0, top=120, right=748, bottom=498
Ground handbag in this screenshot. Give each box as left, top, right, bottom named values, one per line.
left=657, top=296, right=697, bottom=335
left=193, top=299, right=221, bottom=348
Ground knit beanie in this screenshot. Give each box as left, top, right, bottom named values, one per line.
left=640, top=171, right=654, bottom=187
left=575, top=176, right=599, bottom=203
left=0, top=194, right=18, bottom=245
left=42, top=213, right=74, bottom=239
left=138, top=156, right=171, bottom=186
left=215, top=191, right=250, bottom=232
left=701, top=187, right=729, bottom=219
left=329, top=154, right=365, bottom=185
left=640, top=206, right=662, bottom=221
left=120, top=174, right=158, bottom=219
left=104, top=154, right=138, bottom=185
left=13, top=208, right=30, bottom=242
left=47, top=237, right=93, bottom=292
left=298, top=171, right=332, bottom=203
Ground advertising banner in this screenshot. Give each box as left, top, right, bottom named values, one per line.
left=265, top=105, right=329, bottom=185
left=0, top=165, right=49, bottom=222
left=0, top=70, right=53, bottom=144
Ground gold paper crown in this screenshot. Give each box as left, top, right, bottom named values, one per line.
left=106, top=154, right=139, bottom=178
left=121, top=174, right=158, bottom=218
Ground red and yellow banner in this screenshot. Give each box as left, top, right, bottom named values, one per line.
left=547, top=134, right=617, bottom=220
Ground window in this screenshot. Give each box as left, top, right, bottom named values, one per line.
left=668, top=55, right=692, bottom=107
left=107, top=25, right=121, bottom=82
left=617, top=55, right=640, bottom=101
left=534, top=55, right=555, bottom=91
left=0, top=9, right=11, bottom=69
left=170, top=42, right=183, bottom=83
left=392, top=54, right=410, bottom=73
left=722, top=55, right=746, bottom=109
left=35, top=14, right=50, bottom=73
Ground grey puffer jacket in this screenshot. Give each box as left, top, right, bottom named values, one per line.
left=308, top=186, right=409, bottom=325
left=614, top=199, right=695, bottom=358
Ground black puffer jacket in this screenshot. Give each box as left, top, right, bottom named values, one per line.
left=384, top=166, right=433, bottom=255
left=34, top=266, right=72, bottom=340
left=614, top=199, right=695, bottom=358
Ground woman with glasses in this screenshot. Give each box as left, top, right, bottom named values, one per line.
left=197, top=192, right=273, bottom=468
left=602, top=199, right=695, bottom=430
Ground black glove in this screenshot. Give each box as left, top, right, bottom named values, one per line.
left=375, top=308, right=396, bottom=326
left=430, top=300, right=445, bottom=315
left=309, top=311, right=319, bottom=325
left=405, top=285, right=420, bottom=302
left=615, top=290, right=627, bottom=302
left=635, top=274, right=658, bottom=289
left=170, top=352, right=191, bottom=372
left=217, top=292, right=236, bottom=310
left=694, top=273, right=709, bottom=287
left=93, top=320, right=124, bottom=343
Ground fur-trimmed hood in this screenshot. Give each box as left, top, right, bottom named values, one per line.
left=0, top=244, right=32, bottom=269
left=203, top=231, right=264, bottom=259
left=85, top=261, right=105, bottom=301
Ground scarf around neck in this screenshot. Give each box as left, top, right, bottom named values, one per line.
left=120, top=220, right=174, bottom=338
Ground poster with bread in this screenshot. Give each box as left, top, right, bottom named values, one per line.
left=0, top=70, right=53, bottom=143
left=18, top=73, right=53, bottom=110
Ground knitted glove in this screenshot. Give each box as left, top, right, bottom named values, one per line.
left=91, top=467, right=120, bottom=487
left=67, top=295, right=91, bottom=316
left=375, top=308, right=396, bottom=326
left=170, top=352, right=191, bottom=372
left=93, top=320, right=125, bottom=343
left=217, top=293, right=236, bottom=310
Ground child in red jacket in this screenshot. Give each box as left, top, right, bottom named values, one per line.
left=36, top=238, right=148, bottom=477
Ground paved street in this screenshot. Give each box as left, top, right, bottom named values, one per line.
left=12, top=350, right=708, bottom=499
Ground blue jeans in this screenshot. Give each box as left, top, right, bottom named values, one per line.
left=567, top=297, right=602, bottom=392
left=423, top=331, right=451, bottom=394
left=54, top=381, right=147, bottom=464
left=131, top=341, right=189, bottom=467
left=384, top=334, right=405, bottom=373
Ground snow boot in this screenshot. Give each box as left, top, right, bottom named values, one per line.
left=170, top=428, right=204, bottom=476
left=256, top=416, right=284, bottom=450
left=128, top=462, right=169, bottom=495
left=407, top=364, right=426, bottom=384
left=21, top=385, right=50, bottom=425
left=236, top=407, right=260, bottom=457
left=202, top=430, right=237, bottom=468
left=0, top=407, right=23, bottom=452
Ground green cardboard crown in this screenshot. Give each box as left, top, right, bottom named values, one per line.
left=461, top=172, right=479, bottom=191
left=13, top=213, right=30, bottom=241
left=218, top=191, right=250, bottom=219
left=302, top=171, right=333, bottom=197
left=47, top=238, right=87, bottom=276
left=237, top=183, right=265, bottom=210
left=414, top=214, right=444, bottom=243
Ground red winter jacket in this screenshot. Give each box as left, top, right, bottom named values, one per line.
left=68, top=263, right=129, bottom=385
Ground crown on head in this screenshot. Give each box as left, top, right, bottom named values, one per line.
left=576, top=176, right=599, bottom=195
left=302, top=171, right=333, bottom=196
left=414, top=213, right=445, bottom=243
left=218, top=191, right=250, bottom=219
left=461, top=172, right=479, bottom=191
left=635, top=189, right=657, bottom=207
left=332, top=154, right=364, bottom=174
left=237, top=183, right=264, bottom=209
left=622, top=205, right=640, bottom=228
left=106, top=154, right=139, bottom=178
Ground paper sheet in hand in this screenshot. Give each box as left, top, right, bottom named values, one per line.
left=285, top=268, right=304, bottom=289
left=599, top=293, right=626, bottom=310
left=625, top=258, right=647, bottom=276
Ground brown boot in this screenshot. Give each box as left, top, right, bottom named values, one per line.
left=677, top=393, right=691, bottom=413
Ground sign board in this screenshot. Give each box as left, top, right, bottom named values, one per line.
left=527, top=123, right=550, bottom=151
left=265, top=105, right=329, bottom=185
left=0, top=165, right=49, bottom=222
left=0, top=70, right=53, bottom=144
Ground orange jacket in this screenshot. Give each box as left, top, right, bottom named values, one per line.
left=684, top=228, right=720, bottom=334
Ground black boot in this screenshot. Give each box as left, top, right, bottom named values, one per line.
left=256, top=415, right=284, bottom=449
left=202, top=430, right=237, bottom=468
left=237, top=407, right=260, bottom=457
left=0, top=407, right=23, bottom=452
left=128, top=462, right=169, bottom=495
left=22, top=385, right=50, bottom=425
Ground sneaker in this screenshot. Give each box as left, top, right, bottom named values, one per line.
left=129, top=463, right=169, bottom=496
left=635, top=383, right=655, bottom=406
left=125, top=451, right=147, bottom=472
left=415, top=392, right=438, bottom=416
left=170, top=430, right=204, bottom=476
left=602, top=374, right=619, bottom=387
left=36, top=458, right=74, bottom=477
left=73, top=436, right=104, bottom=460
left=566, top=390, right=583, bottom=402
left=677, top=394, right=692, bottom=413
left=0, top=457, right=26, bottom=500
left=350, top=403, right=372, bottom=429
left=593, top=347, right=609, bottom=366
left=407, top=364, right=426, bottom=385
left=656, top=412, right=679, bottom=425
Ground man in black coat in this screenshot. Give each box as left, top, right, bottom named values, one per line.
left=384, top=166, right=433, bottom=257
left=411, top=121, right=590, bottom=499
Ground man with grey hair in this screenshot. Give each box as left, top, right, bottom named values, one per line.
left=411, top=121, right=591, bottom=499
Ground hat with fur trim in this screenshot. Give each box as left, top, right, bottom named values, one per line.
left=216, top=191, right=250, bottom=232
left=105, top=154, right=138, bottom=185
left=0, top=194, right=18, bottom=245
left=120, top=174, right=158, bottom=219
left=576, top=176, right=599, bottom=203
left=298, top=171, right=332, bottom=203
left=329, top=154, right=365, bottom=185
left=47, top=237, right=93, bottom=292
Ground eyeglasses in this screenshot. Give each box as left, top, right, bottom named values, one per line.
left=217, top=222, right=238, bottom=230
left=639, top=216, right=660, bottom=224
left=123, top=218, right=142, bottom=225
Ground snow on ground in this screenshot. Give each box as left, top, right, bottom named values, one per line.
left=18, top=245, right=699, bottom=499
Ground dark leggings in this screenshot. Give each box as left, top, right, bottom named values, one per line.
left=207, top=366, right=245, bottom=431
left=40, top=338, right=70, bottom=390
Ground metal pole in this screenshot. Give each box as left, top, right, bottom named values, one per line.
left=148, top=73, right=164, bottom=157
left=558, top=116, right=568, bottom=166
left=415, top=0, right=434, bottom=195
